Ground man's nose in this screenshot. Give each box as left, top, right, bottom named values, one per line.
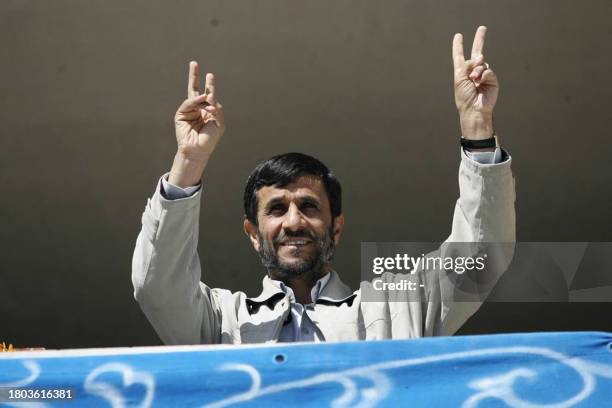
left=282, top=203, right=306, bottom=231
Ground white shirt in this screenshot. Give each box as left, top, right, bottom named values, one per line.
left=270, top=272, right=331, bottom=342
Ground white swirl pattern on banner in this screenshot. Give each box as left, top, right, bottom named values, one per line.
left=203, top=347, right=612, bottom=408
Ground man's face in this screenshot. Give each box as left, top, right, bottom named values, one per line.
left=244, top=175, right=344, bottom=281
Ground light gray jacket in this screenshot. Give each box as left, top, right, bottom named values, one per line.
left=132, top=151, right=515, bottom=344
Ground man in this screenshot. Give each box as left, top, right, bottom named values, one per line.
left=132, top=26, right=515, bottom=344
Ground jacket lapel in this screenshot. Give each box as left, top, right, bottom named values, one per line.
left=317, top=270, right=355, bottom=304
left=240, top=276, right=290, bottom=343
left=239, top=271, right=358, bottom=343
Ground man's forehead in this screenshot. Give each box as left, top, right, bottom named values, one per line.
left=257, top=175, right=327, bottom=202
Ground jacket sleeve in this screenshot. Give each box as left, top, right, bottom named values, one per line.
left=424, top=149, right=516, bottom=336
left=131, top=175, right=222, bottom=345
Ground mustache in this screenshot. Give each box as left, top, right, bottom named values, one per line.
left=273, top=229, right=318, bottom=245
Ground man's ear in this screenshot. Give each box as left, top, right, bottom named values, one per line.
left=243, top=217, right=260, bottom=252
left=332, top=213, right=345, bottom=247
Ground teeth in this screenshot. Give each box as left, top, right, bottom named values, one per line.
left=285, top=240, right=308, bottom=245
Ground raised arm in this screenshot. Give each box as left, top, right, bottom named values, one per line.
left=362, top=27, right=515, bottom=341
left=132, top=62, right=226, bottom=345
left=447, top=26, right=514, bottom=242
left=440, top=27, right=515, bottom=333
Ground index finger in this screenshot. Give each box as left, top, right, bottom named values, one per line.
left=470, top=26, right=487, bottom=59
left=187, top=61, right=200, bottom=98
left=452, top=33, right=465, bottom=68
left=205, top=73, right=216, bottom=103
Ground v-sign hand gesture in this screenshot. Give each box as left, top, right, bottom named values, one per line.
left=453, top=26, right=498, bottom=139
left=169, top=61, right=226, bottom=188
left=174, top=61, right=226, bottom=160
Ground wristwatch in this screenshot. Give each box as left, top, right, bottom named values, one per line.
left=460, top=133, right=499, bottom=149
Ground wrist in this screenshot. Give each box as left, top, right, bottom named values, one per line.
left=168, top=151, right=208, bottom=188
left=459, top=113, right=493, bottom=140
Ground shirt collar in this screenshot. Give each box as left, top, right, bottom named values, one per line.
left=247, top=270, right=354, bottom=306
left=268, top=272, right=331, bottom=305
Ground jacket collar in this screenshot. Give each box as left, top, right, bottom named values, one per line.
left=246, top=270, right=355, bottom=305
left=317, top=270, right=355, bottom=303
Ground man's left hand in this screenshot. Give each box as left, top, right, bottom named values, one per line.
left=453, top=26, right=498, bottom=140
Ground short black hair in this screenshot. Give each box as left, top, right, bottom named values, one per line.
left=244, top=152, right=342, bottom=225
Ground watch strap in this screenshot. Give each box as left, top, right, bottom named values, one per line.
left=460, top=135, right=498, bottom=149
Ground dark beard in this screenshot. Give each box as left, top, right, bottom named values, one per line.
left=257, top=226, right=336, bottom=284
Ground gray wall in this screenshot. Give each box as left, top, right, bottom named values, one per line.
left=1, top=0, right=611, bottom=348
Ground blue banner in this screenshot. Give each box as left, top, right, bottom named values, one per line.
left=1, top=332, right=611, bottom=407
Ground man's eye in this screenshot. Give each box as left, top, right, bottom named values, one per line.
left=269, top=205, right=286, bottom=215
left=301, top=202, right=318, bottom=211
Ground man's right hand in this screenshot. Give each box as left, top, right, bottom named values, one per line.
left=168, top=61, right=225, bottom=188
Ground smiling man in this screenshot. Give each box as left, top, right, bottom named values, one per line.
left=243, top=155, right=343, bottom=308
left=132, top=26, right=516, bottom=344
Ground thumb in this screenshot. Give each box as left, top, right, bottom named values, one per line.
left=178, top=94, right=209, bottom=113
left=456, top=54, right=484, bottom=81
left=468, top=54, right=485, bottom=69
